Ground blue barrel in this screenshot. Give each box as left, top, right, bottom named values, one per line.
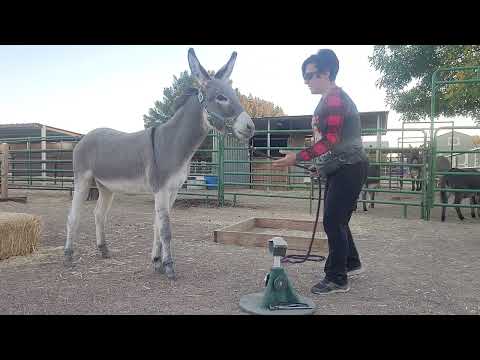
left=204, top=175, right=218, bottom=190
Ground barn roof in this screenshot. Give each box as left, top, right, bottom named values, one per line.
left=0, top=123, right=83, bottom=141
left=252, top=111, right=389, bottom=134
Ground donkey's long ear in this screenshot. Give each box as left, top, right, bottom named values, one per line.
left=214, top=51, right=237, bottom=81
left=188, top=48, right=211, bottom=88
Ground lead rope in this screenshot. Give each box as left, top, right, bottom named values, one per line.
left=281, top=182, right=325, bottom=264
left=249, top=146, right=326, bottom=263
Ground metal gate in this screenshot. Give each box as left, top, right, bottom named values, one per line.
left=425, top=66, right=480, bottom=220
left=2, top=68, right=478, bottom=220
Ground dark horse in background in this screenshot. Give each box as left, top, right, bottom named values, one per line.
left=354, top=164, right=380, bottom=211
left=406, top=148, right=451, bottom=192
left=361, top=164, right=380, bottom=211
left=440, top=168, right=480, bottom=221
left=407, top=148, right=423, bottom=191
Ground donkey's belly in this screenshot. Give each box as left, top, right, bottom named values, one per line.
left=96, top=176, right=152, bottom=194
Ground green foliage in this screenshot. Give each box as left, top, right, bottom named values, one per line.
left=143, top=71, right=198, bottom=128
left=237, top=92, right=285, bottom=118
left=369, top=45, right=480, bottom=124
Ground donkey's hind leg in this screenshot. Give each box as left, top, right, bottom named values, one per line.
left=65, top=173, right=91, bottom=264
left=94, top=182, right=114, bottom=258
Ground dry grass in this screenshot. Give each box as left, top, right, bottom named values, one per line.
left=0, top=212, right=41, bottom=260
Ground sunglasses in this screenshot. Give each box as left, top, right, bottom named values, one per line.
left=303, top=71, right=321, bottom=81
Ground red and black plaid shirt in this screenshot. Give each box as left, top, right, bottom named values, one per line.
left=296, top=86, right=345, bottom=162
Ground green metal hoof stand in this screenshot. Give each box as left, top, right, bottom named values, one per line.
left=239, top=237, right=316, bottom=315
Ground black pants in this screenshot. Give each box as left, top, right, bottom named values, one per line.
left=322, top=160, right=368, bottom=285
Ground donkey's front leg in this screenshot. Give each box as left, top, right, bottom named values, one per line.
left=151, top=217, right=164, bottom=274
left=94, top=183, right=114, bottom=258
left=65, top=175, right=91, bottom=265
left=152, top=189, right=176, bottom=280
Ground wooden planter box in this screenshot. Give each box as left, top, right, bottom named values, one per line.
left=214, top=217, right=328, bottom=255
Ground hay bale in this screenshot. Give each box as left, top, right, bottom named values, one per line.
left=0, top=212, right=41, bottom=260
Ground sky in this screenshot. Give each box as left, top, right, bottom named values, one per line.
left=1, top=45, right=478, bottom=146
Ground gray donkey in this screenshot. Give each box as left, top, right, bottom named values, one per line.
left=65, top=48, right=255, bottom=280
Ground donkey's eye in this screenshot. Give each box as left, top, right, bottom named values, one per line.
left=216, top=94, right=228, bottom=102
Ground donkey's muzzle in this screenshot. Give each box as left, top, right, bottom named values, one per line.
left=233, top=111, right=255, bottom=141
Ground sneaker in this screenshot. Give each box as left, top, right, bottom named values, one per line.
left=311, top=278, right=350, bottom=295
left=347, top=265, right=364, bottom=277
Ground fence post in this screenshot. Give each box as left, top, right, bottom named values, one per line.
left=41, top=125, right=47, bottom=186
left=1, top=143, right=9, bottom=199
left=27, top=138, right=32, bottom=185
left=217, top=133, right=225, bottom=206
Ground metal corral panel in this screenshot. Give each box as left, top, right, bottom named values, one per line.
left=223, top=135, right=250, bottom=188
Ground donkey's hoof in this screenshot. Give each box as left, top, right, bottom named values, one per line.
left=164, top=263, right=176, bottom=280
left=165, top=268, right=176, bottom=281
left=64, top=249, right=74, bottom=266
left=98, top=245, right=111, bottom=259
left=153, top=258, right=165, bottom=274
left=63, top=256, right=75, bottom=268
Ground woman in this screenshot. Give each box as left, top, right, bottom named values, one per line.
left=272, top=49, right=369, bottom=295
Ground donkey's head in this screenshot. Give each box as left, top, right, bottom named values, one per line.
left=188, top=48, right=255, bottom=142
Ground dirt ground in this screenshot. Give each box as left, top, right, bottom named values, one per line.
left=0, top=188, right=479, bottom=315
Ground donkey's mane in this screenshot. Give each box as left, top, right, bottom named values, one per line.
left=174, top=87, right=200, bottom=112
left=150, top=87, right=201, bottom=173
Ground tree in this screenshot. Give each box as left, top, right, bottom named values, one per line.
left=369, top=45, right=480, bottom=124
left=143, top=71, right=198, bottom=128
left=237, top=92, right=285, bottom=118
left=473, top=135, right=480, bottom=146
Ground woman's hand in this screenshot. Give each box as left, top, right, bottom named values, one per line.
left=271, top=152, right=297, bottom=169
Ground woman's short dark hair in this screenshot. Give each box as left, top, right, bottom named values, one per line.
left=302, top=49, right=339, bottom=81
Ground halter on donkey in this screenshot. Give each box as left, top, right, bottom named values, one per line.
left=64, top=49, right=255, bottom=280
